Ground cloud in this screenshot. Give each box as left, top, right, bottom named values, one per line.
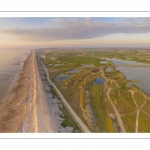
left=1, top=18, right=150, bottom=41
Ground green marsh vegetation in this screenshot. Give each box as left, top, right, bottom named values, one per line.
left=40, top=49, right=150, bottom=132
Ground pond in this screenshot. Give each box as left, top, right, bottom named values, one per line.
left=81, top=64, right=95, bottom=68
left=93, top=78, right=105, bottom=85
left=66, top=69, right=81, bottom=74
left=54, top=74, right=71, bottom=81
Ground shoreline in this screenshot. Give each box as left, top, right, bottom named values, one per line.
left=0, top=60, right=26, bottom=120
left=0, top=50, right=85, bottom=133
left=0, top=51, right=33, bottom=132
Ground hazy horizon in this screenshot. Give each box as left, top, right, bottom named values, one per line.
left=1, top=17, right=150, bottom=50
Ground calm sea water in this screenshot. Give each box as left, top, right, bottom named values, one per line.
left=0, top=49, right=30, bottom=100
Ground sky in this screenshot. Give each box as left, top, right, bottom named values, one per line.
left=1, top=17, right=150, bottom=50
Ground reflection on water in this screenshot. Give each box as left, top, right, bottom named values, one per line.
left=66, top=69, right=81, bottom=74
left=54, top=74, right=71, bottom=81
left=107, top=58, right=150, bottom=95
left=121, top=67, right=150, bottom=95
left=106, top=58, right=150, bottom=66
left=0, top=49, right=30, bottom=100
left=93, top=78, right=105, bottom=85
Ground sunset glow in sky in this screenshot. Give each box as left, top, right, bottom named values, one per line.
left=1, top=17, right=150, bottom=50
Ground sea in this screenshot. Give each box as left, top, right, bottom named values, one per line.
left=0, top=49, right=30, bottom=101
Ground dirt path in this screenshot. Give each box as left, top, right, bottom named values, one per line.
left=37, top=52, right=91, bottom=133
left=100, top=67, right=126, bottom=132
left=130, top=91, right=139, bottom=133
left=112, top=80, right=120, bottom=88
left=71, top=80, right=77, bottom=89
left=105, top=81, right=126, bottom=132
left=130, top=90, right=147, bottom=133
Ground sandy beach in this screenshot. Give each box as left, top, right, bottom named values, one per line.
left=19, top=50, right=55, bottom=132
left=18, top=50, right=60, bottom=132
left=0, top=50, right=43, bottom=132
left=0, top=50, right=81, bottom=132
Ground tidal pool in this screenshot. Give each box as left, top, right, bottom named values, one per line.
left=54, top=74, right=71, bottom=81
left=66, top=69, right=81, bottom=74
left=93, top=78, right=105, bottom=85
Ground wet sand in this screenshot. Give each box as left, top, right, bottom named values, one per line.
left=0, top=50, right=29, bottom=101
left=0, top=51, right=32, bottom=132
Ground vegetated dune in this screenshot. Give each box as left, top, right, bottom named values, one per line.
left=0, top=51, right=33, bottom=132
